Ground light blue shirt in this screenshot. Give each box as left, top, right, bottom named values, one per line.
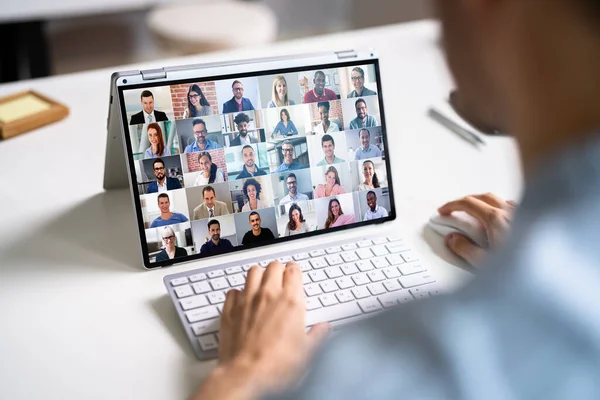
left=363, top=205, right=388, bottom=220
left=275, top=161, right=306, bottom=173
left=354, top=145, right=382, bottom=160
left=349, top=115, right=378, bottom=130
left=183, top=139, right=222, bottom=153
left=150, top=212, right=188, bottom=228
left=144, top=146, right=171, bottom=159
left=316, top=156, right=345, bottom=167
left=279, top=192, right=309, bottom=206
left=268, top=100, right=296, bottom=108
left=274, top=135, right=600, bottom=398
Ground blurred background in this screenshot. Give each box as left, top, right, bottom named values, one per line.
left=0, top=0, right=432, bottom=83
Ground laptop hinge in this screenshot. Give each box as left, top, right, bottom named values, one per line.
left=335, top=50, right=358, bottom=60
left=141, top=68, right=167, bottom=81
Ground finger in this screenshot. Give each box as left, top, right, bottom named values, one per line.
left=438, top=196, right=494, bottom=229
left=260, top=260, right=286, bottom=293
left=240, top=265, right=264, bottom=334
left=445, top=233, right=487, bottom=267
left=244, top=265, right=264, bottom=300
left=470, top=193, right=506, bottom=209
left=219, top=289, right=241, bottom=363
left=306, top=323, right=333, bottom=353
left=506, top=200, right=518, bottom=208
left=282, top=262, right=304, bottom=300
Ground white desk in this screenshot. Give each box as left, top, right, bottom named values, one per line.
left=0, top=20, right=522, bottom=400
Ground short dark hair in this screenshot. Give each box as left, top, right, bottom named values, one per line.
left=355, top=98, right=367, bottom=108
left=282, top=140, right=294, bottom=148
left=241, top=144, right=253, bottom=153
left=157, top=193, right=169, bottom=202
left=232, top=80, right=242, bottom=88
left=359, top=128, right=370, bottom=137
left=243, top=178, right=262, bottom=200
left=321, top=134, right=335, bottom=147
left=352, top=67, right=365, bottom=77
left=314, top=71, right=325, bottom=79
left=286, top=173, right=297, bottom=182
left=234, top=112, right=250, bottom=125
left=207, top=219, right=220, bottom=230
left=153, top=158, right=165, bottom=169
left=140, top=90, right=153, bottom=99
left=367, top=190, right=377, bottom=198
left=317, top=101, right=330, bottom=111
left=248, top=211, right=260, bottom=220
left=202, top=185, right=215, bottom=196
left=192, top=118, right=206, bottom=128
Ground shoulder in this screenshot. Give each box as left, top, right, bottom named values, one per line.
left=267, top=101, right=275, bottom=108
left=289, top=99, right=296, bottom=105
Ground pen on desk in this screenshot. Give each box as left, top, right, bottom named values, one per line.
left=428, top=107, right=486, bottom=147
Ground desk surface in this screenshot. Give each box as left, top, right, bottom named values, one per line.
left=0, top=20, right=522, bottom=400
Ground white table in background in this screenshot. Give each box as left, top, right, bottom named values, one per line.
left=0, top=20, right=522, bottom=400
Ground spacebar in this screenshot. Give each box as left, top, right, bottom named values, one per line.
left=305, top=302, right=363, bottom=327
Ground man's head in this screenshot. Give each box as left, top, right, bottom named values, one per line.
left=248, top=211, right=261, bottom=232
left=313, top=71, right=326, bottom=94
left=153, top=158, right=166, bottom=181
left=317, top=101, right=330, bottom=123
left=281, top=140, right=294, bottom=164
left=232, top=80, right=244, bottom=100
left=321, top=134, right=335, bottom=159
left=359, top=129, right=371, bottom=149
left=157, top=193, right=170, bottom=213
left=192, top=118, right=208, bottom=147
left=202, top=186, right=216, bottom=209
left=355, top=99, right=368, bottom=120
left=286, top=173, right=298, bottom=196
left=140, top=90, right=154, bottom=114
left=366, top=190, right=377, bottom=211
left=351, top=67, right=365, bottom=92
left=242, top=145, right=256, bottom=169
left=207, top=219, right=221, bottom=242
left=234, top=113, right=251, bottom=138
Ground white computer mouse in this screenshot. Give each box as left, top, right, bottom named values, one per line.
left=428, top=211, right=488, bottom=248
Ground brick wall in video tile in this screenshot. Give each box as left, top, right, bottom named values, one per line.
left=170, top=82, right=219, bottom=118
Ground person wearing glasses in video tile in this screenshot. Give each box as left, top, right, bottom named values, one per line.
left=146, top=158, right=182, bottom=193
left=222, top=80, right=255, bottom=113
left=183, top=84, right=213, bottom=118
left=347, top=67, right=377, bottom=98
left=275, top=140, right=306, bottom=172
left=155, top=226, right=188, bottom=262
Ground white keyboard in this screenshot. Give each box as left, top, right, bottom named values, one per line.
left=163, top=234, right=442, bottom=360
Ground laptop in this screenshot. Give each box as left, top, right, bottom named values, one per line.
left=105, top=50, right=440, bottom=360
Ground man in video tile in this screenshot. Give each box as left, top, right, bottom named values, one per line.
left=146, top=158, right=182, bottom=193
left=200, top=219, right=233, bottom=255
left=242, top=212, right=275, bottom=245
left=129, top=90, right=168, bottom=125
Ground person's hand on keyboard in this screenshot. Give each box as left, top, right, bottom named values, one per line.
left=438, top=193, right=517, bottom=267
left=192, top=261, right=332, bottom=400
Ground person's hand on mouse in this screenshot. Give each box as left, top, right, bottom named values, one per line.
left=438, top=193, right=517, bottom=267
left=192, top=261, right=331, bottom=400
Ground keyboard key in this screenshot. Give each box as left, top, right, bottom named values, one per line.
left=341, top=263, right=359, bottom=275
left=320, top=281, right=338, bottom=293
left=207, top=270, right=225, bottom=278
left=367, top=282, right=386, bottom=296
left=191, top=318, right=219, bottom=336
left=372, top=237, right=388, bottom=245
left=310, top=257, right=328, bottom=269
left=278, top=256, right=293, bottom=263
left=189, top=273, right=207, bottom=282
left=371, top=257, right=390, bottom=269
left=298, top=261, right=312, bottom=272
left=371, top=245, right=389, bottom=257
left=225, top=266, right=242, bottom=275
left=410, top=286, right=435, bottom=299
left=335, top=289, right=355, bottom=303
left=170, top=277, right=188, bottom=286
left=358, top=298, right=383, bottom=313
left=210, top=277, right=229, bottom=291
left=326, top=246, right=342, bottom=254
left=319, top=294, right=339, bottom=307
left=351, top=286, right=371, bottom=299
left=357, top=240, right=372, bottom=248
left=207, top=292, right=226, bottom=304
left=192, top=281, right=211, bottom=294
left=401, top=251, right=420, bottom=263
left=309, top=249, right=326, bottom=257
left=382, top=266, right=401, bottom=279
left=186, top=306, right=219, bottom=323
left=325, top=254, right=343, bottom=266
left=356, top=248, right=374, bottom=259
left=352, top=273, right=370, bottom=286
left=335, top=276, right=355, bottom=289
left=383, top=279, right=402, bottom=292
left=217, top=304, right=224, bottom=314
left=259, top=260, right=270, bottom=267
left=294, top=252, right=310, bottom=261
left=304, top=284, right=323, bottom=297
left=399, top=263, right=427, bottom=275
left=174, top=285, right=193, bottom=298
left=180, top=294, right=209, bottom=311
left=305, top=302, right=362, bottom=326
left=302, top=274, right=311, bottom=285
left=356, top=260, right=374, bottom=272
left=396, top=292, right=414, bottom=304
left=341, top=243, right=357, bottom=251
left=387, top=243, right=410, bottom=254
left=198, top=334, right=219, bottom=351
left=306, top=297, right=322, bottom=311
left=378, top=293, right=399, bottom=308
left=387, top=235, right=402, bottom=242
left=309, top=270, right=327, bottom=282
left=386, top=254, right=404, bottom=266
left=399, top=273, right=435, bottom=288
left=340, top=251, right=359, bottom=263
left=366, top=270, right=385, bottom=282
left=242, top=264, right=253, bottom=271
left=227, top=274, right=245, bottom=287
left=324, top=266, right=343, bottom=279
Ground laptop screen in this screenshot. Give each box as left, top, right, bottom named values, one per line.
left=119, top=58, right=395, bottom=268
